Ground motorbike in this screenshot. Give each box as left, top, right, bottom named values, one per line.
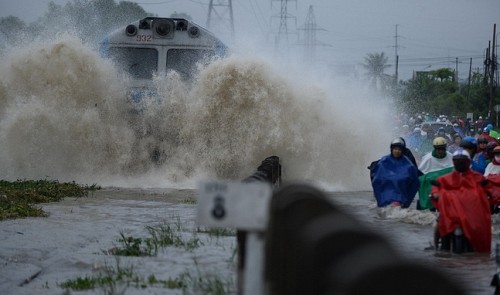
left=439, top=227, right=473, bottom=254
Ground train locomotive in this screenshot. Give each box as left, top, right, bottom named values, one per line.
left=100, top=17, right=228, bottom=106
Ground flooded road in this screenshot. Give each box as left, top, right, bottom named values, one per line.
left=328, top=190, right=498, bottom=295
left=0, top=188, right=497, bottom=294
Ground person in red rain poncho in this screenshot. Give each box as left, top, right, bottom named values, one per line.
left=430, top=148, right=492, bottom=253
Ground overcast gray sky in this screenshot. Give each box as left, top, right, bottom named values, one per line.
left=1, top=0, right=499, bottom=80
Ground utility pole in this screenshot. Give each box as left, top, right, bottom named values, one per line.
left=488, top=24, right=497, bottom=118
left=207, top=0, right=234, bottom=39
left=467, top=57, right=472, bottom=101
left=393, top=24, right=400, bottom=84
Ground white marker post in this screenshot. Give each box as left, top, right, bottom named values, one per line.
left=197, top=181, right=272, bottom=295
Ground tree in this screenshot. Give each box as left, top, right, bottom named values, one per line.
left=0, top=0, right=152, bottom=46
left=0, top=16, right=28, bottom=49
left=460, top=71, right=490, bottom=116
left=362, top=52, right=391, bottom=92
left=396, top=68, right=459, bottom=115
left=430, top=68, right=455, bottom=82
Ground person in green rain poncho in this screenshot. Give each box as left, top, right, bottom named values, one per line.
left=417, top=137, right=454, bottom=210
left=489, top=129, right=499, bottom=141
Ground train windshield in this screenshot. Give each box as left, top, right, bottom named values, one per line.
left=108, top=47, right=158, bottom=79
left=166, top=49, right=215, bottom=81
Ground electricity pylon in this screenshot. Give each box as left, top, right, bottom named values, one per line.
left=207, top=0, right=234, bottom=39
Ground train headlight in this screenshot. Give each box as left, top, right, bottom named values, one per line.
left=188, top=26, right=200, bottom=38
left=153, top=19, right=175, bottom=38
left=176, top=20, right=188, bottom=31
left=139, top=19, right=150, bottom=29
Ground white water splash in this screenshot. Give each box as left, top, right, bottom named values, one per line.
left=0, top=34, right=393, bottom=189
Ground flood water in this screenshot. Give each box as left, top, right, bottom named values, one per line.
left=329, top=190, right=499, bottom=295
left=0, top=30, right=496, bottom=295
left=0, top=188, right=497, bottom=295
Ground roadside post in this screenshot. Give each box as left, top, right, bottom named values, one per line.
left=264, top=184, right=338, bottom=294
left=197, top=181, right=272, bottom=295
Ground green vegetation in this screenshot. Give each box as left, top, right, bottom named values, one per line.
left=60, top=258, right=233, bottom=294
left=0, top=179, right=99, bottom=221
left=107, top=233, right=156, bottom=256
left=107, top=223, right=203, bottom=256
left=181, top=196, right=197, bottom=204
left=197, top=227, right=237, bottom=237
left=62, top=223, right=234, bottom=295
left=363, top=51, right=499, bottom=118
left=59, top=259, right=180, bottom=293
left=0, top=0, right=193, bottom=54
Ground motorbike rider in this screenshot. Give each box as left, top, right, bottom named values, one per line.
left=460, top=136, right=487, bottom=174
left=369, top=138, right=420, bottom=208
left=417, top=137, right=454, bottom=210
left=447, top=133, right=462, bottom=154
left=418, top=127, right=435, bottom=158
left=484, top=146, right=500, bottom=214
left=480, top=124, right=498, bottom=143
left=477, top=136, right=489, bottom=158
left=436, top=127, right=451, bottom=144
left=485, top=141, right=499, bottom=164
left=406, top=127, right=423, bottom=159
left=429, top=148, right=491, bottom=253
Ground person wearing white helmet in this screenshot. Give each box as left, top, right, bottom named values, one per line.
left=429, top=148, right=491, bottom=253
left=417, top=137, right=454, bottom=210
left=485, top=146, right=500, bottom=176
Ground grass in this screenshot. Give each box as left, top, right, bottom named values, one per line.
left=107, top=232, right=156, bottom=256
left=181, top=196, right=197, bottom=204
left=107, top=222, right=203, bottom=256
left=197, top=227, right=237, bottom=237
left=0, top=179, right=100, bottom=221
left=59, top=258, right=157, bottom=293
left=59, top=258, right=233, bottom=294
left=62, top=222, right=235, bottom=294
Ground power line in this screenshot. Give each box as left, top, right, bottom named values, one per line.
left=246, top=0, right=267, bottom=35
left=135, top=0, right=178, bottom=5
left=136, top=0, right=208, bottom=5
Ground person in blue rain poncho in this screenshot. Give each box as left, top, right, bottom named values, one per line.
left=406, top=127, right=423, bottom=154
left=370, top=138, right=420, bottom=208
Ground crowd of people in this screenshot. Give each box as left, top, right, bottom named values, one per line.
left=368, top=112, right=500, bottom=253
left=393, top=112, right=488, bottom=139
left=393, top=112, right=499, bottom=161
